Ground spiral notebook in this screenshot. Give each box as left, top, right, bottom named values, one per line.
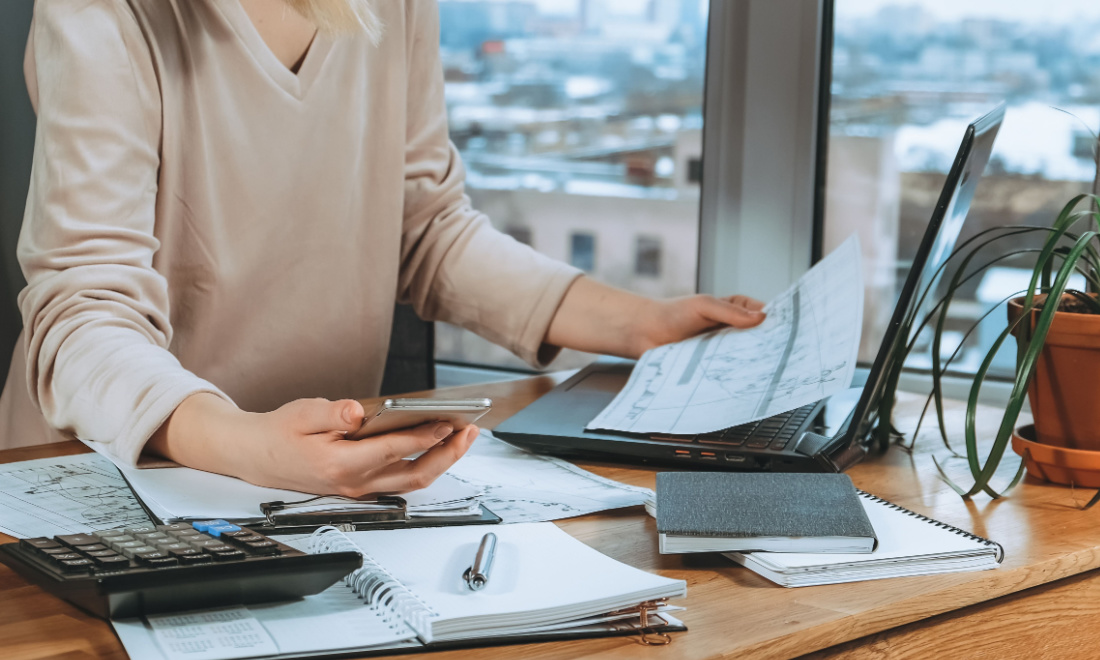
left=111, top=523, right=687, bottom=659
left=724, top=491, right=1004, bottom=587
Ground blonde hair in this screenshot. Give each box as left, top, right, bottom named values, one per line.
left=284, top=0, right=384, bottom=43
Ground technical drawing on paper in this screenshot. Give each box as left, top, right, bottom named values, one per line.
left=587, top=234, right=864, bottom=435
left=0, top=452, right=150, bottom=539
left=446, top=432, right=651, bottom=524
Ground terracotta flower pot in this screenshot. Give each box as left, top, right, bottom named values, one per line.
left=1007, top=294, right=1100, bottom=451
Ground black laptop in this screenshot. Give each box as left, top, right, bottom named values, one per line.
left=495, top=103, right=1005, bottom=472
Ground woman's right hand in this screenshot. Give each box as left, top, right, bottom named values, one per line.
left=146, top=393, right=477, bottom=497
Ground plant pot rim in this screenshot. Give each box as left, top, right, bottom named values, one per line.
left=1012, top=424, right=1100, bottom=485
left=1007, top=292, right=1100, bottom=314
left=1008, top=295, right=1100, bottom=346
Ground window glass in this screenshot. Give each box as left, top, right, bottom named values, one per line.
left=635, top=235, right=662, bottom=277
left=434, top=0, right=708, bottom=371
left=570, top=232, right=596, bottom=272
left=827, top=0, right=1100, bottom=377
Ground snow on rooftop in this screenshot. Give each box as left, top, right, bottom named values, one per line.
left=896, top=102, right=1100, bottom=181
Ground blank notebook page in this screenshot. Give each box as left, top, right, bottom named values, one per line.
left=337, top=522, right=685, bottom=639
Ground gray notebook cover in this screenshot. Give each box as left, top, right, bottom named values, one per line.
left=655, top=472, right=876, bottom=547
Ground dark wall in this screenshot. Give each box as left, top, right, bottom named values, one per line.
left=0, top=1, right=34, bottom=386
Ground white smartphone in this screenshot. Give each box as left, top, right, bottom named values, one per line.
left=349, top=397, right=492, bottom=439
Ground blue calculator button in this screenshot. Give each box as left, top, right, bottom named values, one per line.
left=191, top=520, right=230, bottom=532
left=206, top=524, right=242, bottom=537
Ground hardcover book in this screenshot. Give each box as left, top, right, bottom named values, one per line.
left=655, top=472, right=877, bottom=554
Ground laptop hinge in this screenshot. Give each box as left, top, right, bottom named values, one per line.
left=792, top=431, right=831, bottom=457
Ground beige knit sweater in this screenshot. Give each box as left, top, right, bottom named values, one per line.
left=0, top=0, right=580, bottom=465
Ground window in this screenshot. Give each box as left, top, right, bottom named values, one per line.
left=435, top=0, right=709, bottom=371
left=635, top=235, right=662, bottom=276
left=569, top=232, right=596, bottom=272
left=825, top=1, right=1100, bottom=378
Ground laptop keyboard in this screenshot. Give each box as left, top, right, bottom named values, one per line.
left=648, top=403, right=817, bottom=452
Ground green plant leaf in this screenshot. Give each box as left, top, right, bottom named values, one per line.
left=965, top=231, right=1098, bottom=497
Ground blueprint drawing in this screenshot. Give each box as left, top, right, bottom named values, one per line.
left=446, top=431, right=652, bottom=523
left=0, top=452, right=151, bottom=539
left=587, top=234, right=864, bottom=435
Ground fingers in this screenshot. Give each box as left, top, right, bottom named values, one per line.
left=702, top=295, right=766, bottom=329
left=340, top=421, right=456, bottom=469
left=278, top=398, right=364, bottom=435
left=362, top=425, right=480, bottom=494
left=726, top=294, right=765, bottom=312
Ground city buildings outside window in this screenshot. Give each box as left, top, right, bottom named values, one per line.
left=827, top=0, right=1100, bottom=378
left=435, top=0, right=707, bottom=371
left=634, top=235, right=662, bottom=277
left=570, top=232, right=596, bottom=272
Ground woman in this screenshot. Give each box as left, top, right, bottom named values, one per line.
left=0, top=0, right=765, bottom=497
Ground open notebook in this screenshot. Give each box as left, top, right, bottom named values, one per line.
left=111, top=523, right=687, bottom=659
left=725, top=491, right=1004, bottom=587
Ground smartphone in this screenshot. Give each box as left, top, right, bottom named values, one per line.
left=350, top=398, right=492, bottom=439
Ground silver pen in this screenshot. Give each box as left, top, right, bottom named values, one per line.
left=463, top=532, right=497, bottom=591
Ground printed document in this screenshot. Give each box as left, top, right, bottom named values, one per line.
left=587, top=234, right=863, bottom=435
left=0, top=453, right=149, bottom=538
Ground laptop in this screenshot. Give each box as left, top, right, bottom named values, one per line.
left=495, top=103, right=1006, bottom=473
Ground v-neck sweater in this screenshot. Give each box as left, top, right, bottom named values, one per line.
left=0, top=0, right=581, bottom=465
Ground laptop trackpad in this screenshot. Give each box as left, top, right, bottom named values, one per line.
left=567, top=369, right=630, bottom=397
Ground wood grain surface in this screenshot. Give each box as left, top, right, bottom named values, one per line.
left=2, top=374, right=1099, bottom=660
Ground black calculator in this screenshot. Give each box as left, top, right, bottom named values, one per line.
left=0, top=520, right=362, bottom=619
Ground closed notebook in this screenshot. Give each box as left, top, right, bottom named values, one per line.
left=725, top=491, right=1004, bottom=587
left=111, top=522, right=687, bottom=659
left=656, top=472, right=877, bottom=554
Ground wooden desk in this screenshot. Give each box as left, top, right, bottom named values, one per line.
left=3, top=374, right=1099, bottom=660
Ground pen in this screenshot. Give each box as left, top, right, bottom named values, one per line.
left=463, top=532, right=497, bottom=591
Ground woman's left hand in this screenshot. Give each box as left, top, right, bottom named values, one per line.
left=632, top=294, right=766, bottom=356
left=546, top=277, right=767, bottom=361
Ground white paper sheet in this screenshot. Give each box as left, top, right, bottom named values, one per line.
left=0, top=453, right=150, bottom=539
left=449, top=431, right=652, bottom=523
left=587, top=234, right=864, bottom=435
left=0, top=433, right=650, bottom=539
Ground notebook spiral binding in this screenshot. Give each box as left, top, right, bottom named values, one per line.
left=309, top=526, right=439, bottom=640
left=857, top=490, right=1005, bottom=562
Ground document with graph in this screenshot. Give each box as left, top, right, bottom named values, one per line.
left=587, top=235, right=863, bottom=435
left=0, top=453, right=150, bottom=538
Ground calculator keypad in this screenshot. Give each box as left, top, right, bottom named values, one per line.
left=18, top=520, right=293, bottom=574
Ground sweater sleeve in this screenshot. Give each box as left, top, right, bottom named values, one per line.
left=18, top=0, right=231, bottom=467
left=396, top=0, right=583, bottom=368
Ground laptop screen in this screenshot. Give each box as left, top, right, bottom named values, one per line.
left=834, top=103, right=1006, bottom=452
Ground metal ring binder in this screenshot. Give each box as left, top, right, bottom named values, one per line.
left=309, top=526, right=438, bottom=640
left=260, top=495, right=409, bottom=528
left=857, top=490, right=1006, bottom=562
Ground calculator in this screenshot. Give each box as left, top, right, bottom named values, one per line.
left=0, top=520, right=362, bottom=619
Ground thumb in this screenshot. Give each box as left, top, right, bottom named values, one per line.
left=703, top=296, right=766, bottom=329
left=283, top=398, right=364, bottom=435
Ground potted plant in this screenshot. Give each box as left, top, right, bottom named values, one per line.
left=876, top=192, right=1100, bottom=500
